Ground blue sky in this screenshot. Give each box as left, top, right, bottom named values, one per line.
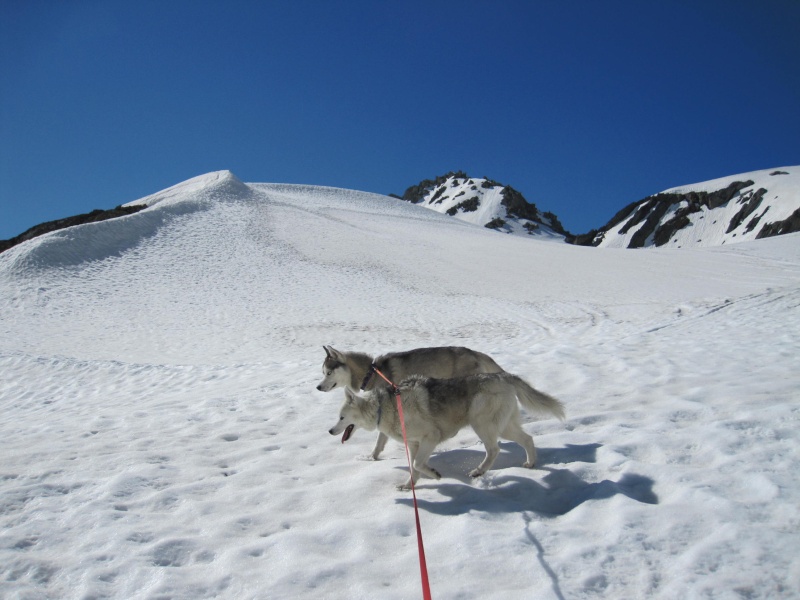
left=2, top=1, right=799, bottom=240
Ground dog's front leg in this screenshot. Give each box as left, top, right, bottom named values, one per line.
left=397, top=441, right=421, bottom=491
left=413, top=437, right=441, bottom=481
left=370, top=432, right=388, bottom=460
left=398, top=438, right=441, bottom=490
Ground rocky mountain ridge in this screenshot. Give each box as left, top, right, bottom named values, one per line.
left=568, top=167, right=800, bottom=248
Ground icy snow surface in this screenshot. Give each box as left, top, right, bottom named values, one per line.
left=1, top=171, right=799, bottom=599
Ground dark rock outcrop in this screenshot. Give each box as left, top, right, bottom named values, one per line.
left=400, top=171, right=468, bottom=204
left=726, top=188, right=767, bottom=234
left=756, top=208, right=800, bottom=239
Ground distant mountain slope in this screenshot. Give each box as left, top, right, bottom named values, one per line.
left=570, top=166, right=800, bottom=248
left=394, top=171, right=568, bottom=240
left=5, top=167, right=799, bottom=256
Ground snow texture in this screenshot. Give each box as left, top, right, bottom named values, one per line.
left=1, top=170, right=799, bottom=599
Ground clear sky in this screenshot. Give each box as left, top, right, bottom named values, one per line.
left=2, top=0, right=799, bottom=240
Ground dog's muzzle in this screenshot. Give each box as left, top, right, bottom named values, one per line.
left=329, top=424, right=354, bottom=443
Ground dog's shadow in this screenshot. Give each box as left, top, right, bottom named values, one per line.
left=395, top=443, right=658, bottom=516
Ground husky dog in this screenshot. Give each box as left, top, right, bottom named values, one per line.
left=317, top=346, right=504, bottom=460
left=329, top=372, right=565, bottom=490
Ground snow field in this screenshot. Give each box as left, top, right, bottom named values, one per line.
left=1, top=172, right=799, bottom=598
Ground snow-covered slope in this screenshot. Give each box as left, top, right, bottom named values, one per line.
left=1, top=172, right=799, bottom=599
left=397, top=171, right=568, bottom=240
left=575, top=166, right=800, bottom=248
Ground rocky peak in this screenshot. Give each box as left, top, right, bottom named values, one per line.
left=394, top=173, right=568, bottom=240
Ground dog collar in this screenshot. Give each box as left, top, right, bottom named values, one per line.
left=360, top=364, right=376, bottom=391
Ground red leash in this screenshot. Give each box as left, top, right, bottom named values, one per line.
left=370, top=367, right=433, bottom=600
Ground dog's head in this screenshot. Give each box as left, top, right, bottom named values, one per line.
left=329, top=388, right=365, bottom=443
left=316, top=345, right=350, bottom=392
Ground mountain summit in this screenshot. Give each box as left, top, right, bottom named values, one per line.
left=394, top=172, right=568, bottom=240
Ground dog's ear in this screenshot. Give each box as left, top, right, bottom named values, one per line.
left=344, top=388, right=358, bottom=404
left=326, top=346, right=345, bottom=362
left=323, top=345, right=333, bottom=358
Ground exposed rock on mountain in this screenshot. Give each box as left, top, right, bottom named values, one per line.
left=569, top=166, right=800, bottom=248
left=394, top=172, right=568, bottom=240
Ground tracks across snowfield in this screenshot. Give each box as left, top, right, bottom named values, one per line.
left=1, top=175, right=799, bottom=598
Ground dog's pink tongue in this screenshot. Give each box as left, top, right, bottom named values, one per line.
left=342, top=424, right=354, bottom=443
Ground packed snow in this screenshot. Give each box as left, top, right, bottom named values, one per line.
left=1, top=171, right=799, bottom=599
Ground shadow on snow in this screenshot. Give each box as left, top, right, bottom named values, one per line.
left=395, top=443, right=658, bottom=517
left=392, top=443, right=655, bottom=600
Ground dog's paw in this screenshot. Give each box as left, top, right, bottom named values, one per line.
left=396, top=482, right=412, bottom=492
left=522, top=461, right=535, bottom=469
left=430, top=468, right=441, bottom=479
left=469, top=468, right=485, bottom=478
left=357, top=454, right=379, bottom=462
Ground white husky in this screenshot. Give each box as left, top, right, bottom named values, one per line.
left=316, top=345, right=504, bottom=459
left=329, top=372, right=565, bottom=490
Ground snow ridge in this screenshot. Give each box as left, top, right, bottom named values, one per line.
left=3, top=171, right=251, bottom=272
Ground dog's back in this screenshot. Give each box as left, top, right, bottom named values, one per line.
left=377, top=346, right=503, bottom=383
left=399, top=372, right=565, bottom=422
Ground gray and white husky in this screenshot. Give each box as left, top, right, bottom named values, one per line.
left=329, top=372, right=565, bottom=490
left=316, top=345, right=504, bottom=459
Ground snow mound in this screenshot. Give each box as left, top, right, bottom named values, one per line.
left=123, top=170, right=251, bottom=209
left=2, top=171, right=251, bottom=273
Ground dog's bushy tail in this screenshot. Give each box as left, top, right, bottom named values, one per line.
left=506, top=374, right=566, bottom=421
